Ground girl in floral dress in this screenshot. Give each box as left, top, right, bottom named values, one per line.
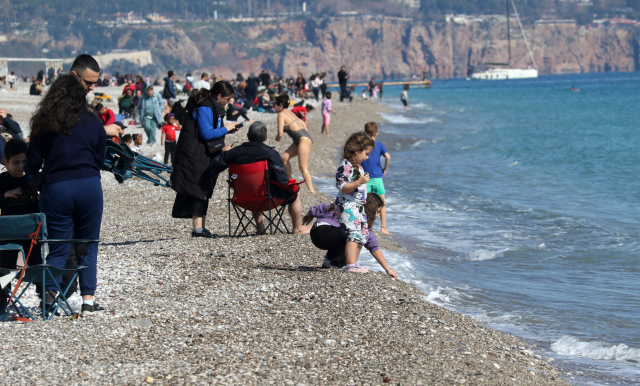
left=335, top=132, right=375, bottom=273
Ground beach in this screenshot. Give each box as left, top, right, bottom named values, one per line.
left=0, top=87, right=566, bottom=385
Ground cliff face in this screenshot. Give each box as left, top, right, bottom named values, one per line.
left=184, top=17, right=640, bottom=80
left=15, top=16, right=640, bottom=80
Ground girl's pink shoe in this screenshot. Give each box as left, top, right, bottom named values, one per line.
left=345, top=264, right=368, bottom=273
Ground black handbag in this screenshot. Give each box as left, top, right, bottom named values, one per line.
left=193, top=100, right=226, bottom=157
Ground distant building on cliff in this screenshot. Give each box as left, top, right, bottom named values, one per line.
left=390, top=0, right=421, bottom=9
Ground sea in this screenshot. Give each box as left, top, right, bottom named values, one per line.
left=317, top=72, right=640, bottom=384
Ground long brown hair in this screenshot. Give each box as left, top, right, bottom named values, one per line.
left=325, top=192, right=384, bottom=229
left=30, top=75, right=88, bottom=136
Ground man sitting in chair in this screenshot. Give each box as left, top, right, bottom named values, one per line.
left=211, top=121, right=312, bottom=235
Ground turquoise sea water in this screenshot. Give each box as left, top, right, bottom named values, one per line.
left=342, top=72, right=640, bottom=382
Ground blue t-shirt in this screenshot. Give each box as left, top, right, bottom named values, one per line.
left=361, top=140, right=388, bottom=179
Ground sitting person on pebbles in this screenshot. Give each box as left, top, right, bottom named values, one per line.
left=302, top=193, right=398, bottom=278
left=211, top=121, right=312, bottom=235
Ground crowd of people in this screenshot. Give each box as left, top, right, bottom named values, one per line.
left=0, top=54, right=399, bottom=319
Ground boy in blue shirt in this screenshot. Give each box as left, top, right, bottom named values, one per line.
left=362, top=122, right=392, bottom=234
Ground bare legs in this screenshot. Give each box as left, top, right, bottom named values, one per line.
left=253, top=194, right=311, bottom=235
left=192, top=216, right=206, bottom=229
left=281, top=137, right=315, bottom=194
left=380, top=194, right=392, bottom=235
left=345, top=241, right=363, bottom=265
left=321, top=124, right=330, bottom=137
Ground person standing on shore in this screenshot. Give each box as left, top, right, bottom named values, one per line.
left=401, top=84, right=409, bottom=110
left=162, top=70, right=177, bottom=104
left=335, top=132, right=375, bottom=273
left=138, top=85, right=164, bottom=145
left=7, top=72, right=17, bottom=91
left=70, top=54, right=122, bottom=139
left=25, top=75, right=107, bottom=315
left=338, top=66, right=349, bottom=102
left=275, top=94, right=315, bottom=194
left=171, top=81, right=241, bottom=238
left=161, top=113, right=181, bottom=165
left=321, top=92, right=337, bottom=137
left=361, top=122, right=392, bottom=235
left=368, top=78, right=375, bottom=99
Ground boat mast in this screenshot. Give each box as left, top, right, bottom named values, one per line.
left=506, top=0, right=511, bottom=66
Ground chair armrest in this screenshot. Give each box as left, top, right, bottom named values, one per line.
left=0, top=244, right=24, bottom=251
left=268, top=179, right=305, bottom=188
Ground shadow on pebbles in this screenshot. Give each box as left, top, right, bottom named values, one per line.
left=0, top=96, right=567, bottom=385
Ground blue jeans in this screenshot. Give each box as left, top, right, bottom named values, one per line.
left=40, top=176, right=103, bottom=296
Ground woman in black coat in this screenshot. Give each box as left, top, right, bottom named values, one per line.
left=171, top=81, right=241, bottom=238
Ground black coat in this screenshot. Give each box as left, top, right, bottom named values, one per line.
left=170, top=97, right=226, bottom=200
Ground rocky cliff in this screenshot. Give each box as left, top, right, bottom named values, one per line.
left=182, top=16, right=640, bottom=80
left=11, top=16, right=640, bottom=80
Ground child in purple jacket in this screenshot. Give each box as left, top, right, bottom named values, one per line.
left=303, top=193, right=398, bottom=278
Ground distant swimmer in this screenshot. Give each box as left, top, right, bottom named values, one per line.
left=570, top=86, right=580, bottom=92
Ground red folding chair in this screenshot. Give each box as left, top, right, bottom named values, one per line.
left=227, top=160, right=302, bottom=236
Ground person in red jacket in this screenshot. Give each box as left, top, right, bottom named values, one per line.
left=291, top=104, right=314, bottom=122
left=95, top=103, right=123, bottom=143
left=122, top=79, right=136, bottom=95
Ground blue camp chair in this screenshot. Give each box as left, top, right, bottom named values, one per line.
left=115, top=114, right=125, bottom=122
left=0, top=213, right=99, bottom=321
left=103, top=140, right=173, bottom=187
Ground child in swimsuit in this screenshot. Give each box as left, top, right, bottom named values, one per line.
left=335, top=132, right=375, bottom=273
left=321, top=92, right=337, bottom=137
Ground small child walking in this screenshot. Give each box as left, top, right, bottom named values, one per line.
left=335, top=132, right=375, bottom=273
left=161, top=113, right=181, bottom=165
left=361, top=122, right=392, bottom=234
left=401, top=84, right=409, bottom=110
left=321, top=92, right=337, bottom=137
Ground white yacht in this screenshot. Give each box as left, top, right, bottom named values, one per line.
left=469, top=0, right=538, bottom=80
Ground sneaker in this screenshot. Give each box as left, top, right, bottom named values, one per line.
left=81, top=302, right=105, bottom=315
left=345, top=265, right=368, bottom=273
left=191, top=228, right=217, bottom=238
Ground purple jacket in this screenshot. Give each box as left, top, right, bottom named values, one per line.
left=308, top=203, right=380, bottom=253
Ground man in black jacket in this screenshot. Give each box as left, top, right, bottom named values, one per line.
left=338, top=66, right=348, bottom=102
left=211, top=122, right=311, bottom=235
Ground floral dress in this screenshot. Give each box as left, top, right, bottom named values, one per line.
left=335, top=159, right=368, bottom=245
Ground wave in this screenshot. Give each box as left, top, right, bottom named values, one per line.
left=468, top=248, right=506, bottom=261
left=551, top=335, right=640, bottom=361
left=379, top=113, right=441, bottom=125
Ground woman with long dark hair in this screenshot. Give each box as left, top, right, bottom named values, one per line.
left=171, top=80, right=241, bottom=238
left=24, top=75, right=107, bottom=315
left=275, top=94, right=315, bottom=194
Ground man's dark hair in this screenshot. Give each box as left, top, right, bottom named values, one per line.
left=248, top=121, right=267, bottom=143
left=4, top=138, right=28, bottom=161
left=168, top=70, right=174, bottom=78
left=70, top=54, right=100, bottom=74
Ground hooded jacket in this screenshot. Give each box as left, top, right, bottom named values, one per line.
left=163, top=76, right=176, bottom=99
left=137, top=85, right=164, bottom=123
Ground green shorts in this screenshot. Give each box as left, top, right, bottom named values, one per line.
left=367, top=178, right=385, bottom=195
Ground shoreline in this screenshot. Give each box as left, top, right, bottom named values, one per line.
left=0, top=89, right=566, bottom=384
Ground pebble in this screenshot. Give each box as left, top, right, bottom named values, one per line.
left=0, top=91, right=567, bottom=385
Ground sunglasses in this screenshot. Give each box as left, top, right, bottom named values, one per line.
left=79, top=76, right=100, bottom=87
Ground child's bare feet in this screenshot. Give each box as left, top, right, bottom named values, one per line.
left=381, top=227, right=392, bottom=235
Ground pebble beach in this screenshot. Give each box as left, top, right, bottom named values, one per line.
left=0, top=86, right=567, bottom=385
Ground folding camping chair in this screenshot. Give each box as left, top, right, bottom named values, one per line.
left=227, top=160, right=303, bottom=237
left=103, top=139, right=173, bottom=187
left=0, top=213, right=98, bottom=321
